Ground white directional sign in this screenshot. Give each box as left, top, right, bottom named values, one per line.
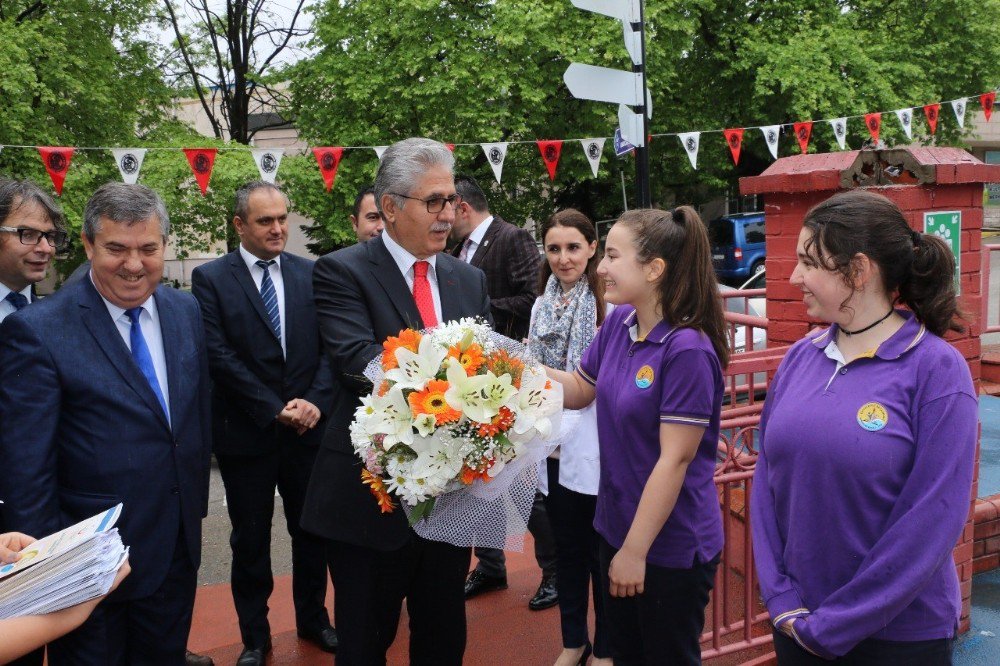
left=571, top=0, right=641, bottom=23
left=564, top=63, right=644, bottom=107
left=618, top=104, right=646, bottom=148
left=622, top=20, right=642, bottom=66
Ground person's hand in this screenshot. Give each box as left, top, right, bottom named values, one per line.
left=608, top=546, right=646, bottom=597
left=278, top=398, right=321, bottom=434
left=107, top=558, right=130, bottom=594
left=0, top=532, right=36, bottom=564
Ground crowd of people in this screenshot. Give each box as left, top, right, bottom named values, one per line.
left=0, top=136, right=977, bottom=666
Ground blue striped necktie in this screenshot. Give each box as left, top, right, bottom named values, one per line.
left=256, top=260, right=281, bottom=341
left=125, top=307, right=169, bottom=420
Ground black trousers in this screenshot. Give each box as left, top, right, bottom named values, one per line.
left=473, top=490, right=557, bottom=578
left=328, top=536, right=471, bottom=665
left=543, top=458, right=609, bottom=657
left=772, top=630, right=954, bottom=665
left=217, top=443, right=331, bottom=649
left=47, top=527, right=197, bottom=665
left=599, top=537, right=719, bottom=666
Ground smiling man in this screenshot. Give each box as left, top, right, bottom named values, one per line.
left=300, top=138, right=492, bottom=665
left=0, top=183, right=212, bottom=665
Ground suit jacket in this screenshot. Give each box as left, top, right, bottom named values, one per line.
left=300, top=235, right=491, bottom=550
left=453, top=215, right=540, bottom=340
left=0, top=278, right=211, bottom=600
left=191, top=250, right=333, bottom=455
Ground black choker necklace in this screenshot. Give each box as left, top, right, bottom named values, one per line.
left=841, top=308, right=894, bottom=336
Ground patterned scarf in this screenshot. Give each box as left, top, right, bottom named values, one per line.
left=529, top=274, right=597, bottom=372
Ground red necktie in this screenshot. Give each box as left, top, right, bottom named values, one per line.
left=412, top=261, right=438, bottom=328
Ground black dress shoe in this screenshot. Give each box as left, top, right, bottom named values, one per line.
left=528, top=575, right=558, bottom=610
left=464, top=569, right=508, bottom=599
left=236, top=640, right=271, bottom=666
left=297, top=626, right=339, bottom=653
left=185, top=651, right=214, bottom=666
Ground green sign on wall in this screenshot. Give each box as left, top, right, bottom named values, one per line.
left=923, top=210, right=961, bottom=294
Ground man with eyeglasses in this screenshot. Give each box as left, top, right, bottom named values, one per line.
left=300, top=138, right=491, bottom=665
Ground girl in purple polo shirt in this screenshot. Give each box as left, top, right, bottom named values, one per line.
left=550, top=207, right=727, bottom=665
left=751, top=190, right=977, bottom=665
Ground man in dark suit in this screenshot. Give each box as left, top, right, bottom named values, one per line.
left=0, top=183, right=212, bottom=665
left=300, top=138, right=491, bottom=665
left=450, top=174, right=558, bottom=611
left=191, top=181, right=337, bottom=665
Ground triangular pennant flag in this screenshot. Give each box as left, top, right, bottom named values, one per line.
left=924, top=104, right=941, bottom=135
left=251, top=148, right=283, bottom=184
left=760, top=125, right=780, bottom=160
left=982, top=92, right=996, bottom=122
left=183, top=148, right=217, bottom=196
left=894, top=109, right=913, bottom=140
left=445, top=144, right=455, bottom=152
left=373, top=146, right=388, bottom=161
left=793, top=121, right=812, bottom=154
left=111, top=148, right=146, bottom=185
left=481, top=142, right=508, bottom=184
left=829, top=118, right=848, bottom=150
left=312, top=147, right=344, bottom=192
left=38, top=147, right=75, bottom=196
left=580, top=138, right=605, bottom=177
left=536, top=140, right=563, bottom=181
left=951, top=98, right=968, bottom=128
left=677, top=132, right=700, bottom=170
left=723, top=128, right=744, bottom=165
left=864, top=113, right=881, bottom=143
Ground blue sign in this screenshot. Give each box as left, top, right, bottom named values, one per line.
left=613, top=128, right=635, bottom=156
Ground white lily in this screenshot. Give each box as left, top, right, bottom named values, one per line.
left=444, top=362, right=517, bottom=423
left=508, top=366, right=559, bottom=441
left=384, top=334, right=447, bottom=390
left=412, top=412, right=437, bottom=437
left=367, top=386, right=415, bottom=447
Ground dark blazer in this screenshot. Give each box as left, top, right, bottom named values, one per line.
left=0, top=278, right=211, bottom=600
left=300, top=235, right=491, bottom=550
left=453, top=215, right=540, bottom=340
left=191, top=250, right=333, bottom=455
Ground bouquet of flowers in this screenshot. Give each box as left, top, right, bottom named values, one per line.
left=351, top=318, right=561, bottom=535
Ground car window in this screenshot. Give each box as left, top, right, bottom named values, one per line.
left=709, top=219, right=734, bottom=246
left=744, top=219, right=765, bottom=244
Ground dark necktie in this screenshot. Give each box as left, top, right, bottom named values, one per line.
left=5, top=291, right=28, bottom=310
left=256, top=260, right=281, bottom=341
left=125, top=307, right=169, bottom=420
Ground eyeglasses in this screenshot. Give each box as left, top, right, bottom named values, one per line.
left=389, top=193, right=461, bottom=214
left=0, top=226, right=68, bottom=250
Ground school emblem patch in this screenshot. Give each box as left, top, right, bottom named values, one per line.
left=635, top=365, right=654, bottom=389
left=857, top=402, right=889, bottom=432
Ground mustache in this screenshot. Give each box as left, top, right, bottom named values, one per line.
left=430, top=222, right=452, bottom=233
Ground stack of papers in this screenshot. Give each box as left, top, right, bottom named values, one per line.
left=0, top=504, right=128, bottom=618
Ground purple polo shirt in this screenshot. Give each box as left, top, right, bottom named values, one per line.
left=577, top=306, right=724, bottom=568
left=751, top=311, right=977, bottom=659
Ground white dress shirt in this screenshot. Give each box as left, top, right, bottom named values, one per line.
left=94, top=274, right=171, bottom=425
left=239, top=244, right=286, bottom=357
left=381, top=232, right=443, bottom=324
left=0, top=283, right=32, bottom=323
left=460, top=215, right=494, bottom=264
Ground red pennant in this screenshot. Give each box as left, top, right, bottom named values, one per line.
left=723, top=129, right=744, bottom=165
left=924, top=104, right=940, bottom=135
left=982, top=92, right=996, bottom=122
left=793, top=121, right=813, bottom=154
left=864, top=113, right=881, bottom=143
left=312, top=147, right=344, bottom=192
left=38, top=147, right=74, bottom=196
left=183, top=148, right=217, bottom=196
left=536, top=140, right=563, bottom=181
left=445, top=144, right=455, bottom=152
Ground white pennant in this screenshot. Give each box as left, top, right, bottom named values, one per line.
left=760, top=125, right=781, bottom=159
left=829, top=118, right=848, bottom=150
left=111, top=149, right=147, bottom=184
left=580, top=138, right=606, bottom=177
left=373, top=146, right=388, bottom=161
left=251, top=148, right=284, bottom=184
left=677, top=132, right=700, bottom=170
left=481, top=142, right=508, bottom=184
left=951, top=98, right=968, bottom=128
left=894, top=109, right=913, bottom=139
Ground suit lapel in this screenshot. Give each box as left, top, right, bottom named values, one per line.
left=369, top=237, right=424, bottom=329
left=228, top=250, right=280, bottom=344
left=154, top=289, right=185, bottom=430
left=78, top=280, right=171, bottom=431
left=281, top=253, right=304, bottom=355
left=470, top=217, right=502, bottom=268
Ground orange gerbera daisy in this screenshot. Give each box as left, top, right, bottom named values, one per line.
left=382, top=329, right=422, bottom=370
left=408, top=379, right=461, bottom=425
left=460, top=461, right=494, bottom=485
left=477, top=406, right=516, bottom=437
left=447, top=342, right=486, bottom=376
left=486, top=350, right=525, bottom=388
left=361, top=469, right=395, bottom=513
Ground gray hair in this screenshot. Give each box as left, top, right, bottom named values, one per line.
left=0, top=179, right=65, bottom=233
left=83, top=183, right=170, bottom=242
left=373, top=138, right=455, bottom=214
left=233, top=180, right=287, bottom=222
